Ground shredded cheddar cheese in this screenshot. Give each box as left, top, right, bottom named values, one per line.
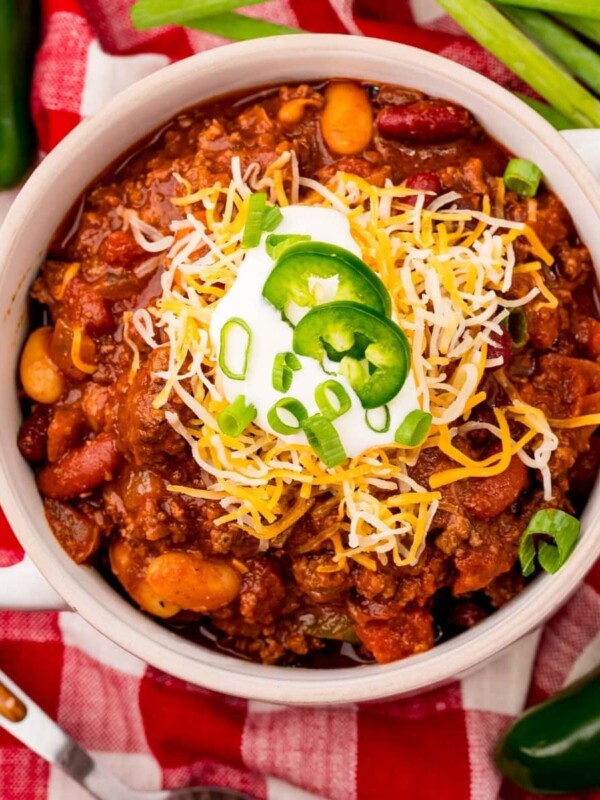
left=70, top=325, right=96, bottom=375
left=120, top=151, right=588, bottom=571
left=53, top=262, right=80, bottom=301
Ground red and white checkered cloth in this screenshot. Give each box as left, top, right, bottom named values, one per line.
left=2, top=2, right=600, bottom=798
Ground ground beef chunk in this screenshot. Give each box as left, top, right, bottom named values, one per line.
left=506, top=192, right=573, bottom=252
left=116, top=349, right=189, bottom=467
left=292, top=554, right=351, bottom=603
left=453, top=513, right=524, bottom=595
left=239, top=557, right=286, bottom=625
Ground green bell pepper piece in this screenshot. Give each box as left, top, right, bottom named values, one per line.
left=262, top=241, right=391, bottom=322
left=301, top=607, right=360, bottom=644
left=0, top=0, right=37, bottom=188
left=496, top=666, right=600, bottom=795
left=292, top=301, right=410, bottom=409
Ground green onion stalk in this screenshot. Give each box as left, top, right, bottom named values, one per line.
left=491, top=0, right=600, bottom=18
left=131, top=0, right=302, bottom=39
left=513, top=93, right=573, bottom=130
left=555, top=12, right=600, bottom=47
left=131, top=0, right=267, bottom=28
left=436, top=0, right=600, bottom=128
left=503, top=6, right=600, bottom=96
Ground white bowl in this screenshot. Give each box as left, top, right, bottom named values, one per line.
left=2, top=35, right=600, bottom=705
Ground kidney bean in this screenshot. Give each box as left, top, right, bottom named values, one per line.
left=403, top=172, right=443, bottom=207
left=44, top=498, right=102, bottom=563
left=446, top=601, right=488, bottom=630
left=459, top=454, right=529, bottom=520
left=377, top=100, right=473, bottom=144
left=38, top=433, right=122, bottom=500
left=47, top=405, right=88, bottom=463
left=17, top=405, right=52, bottom=463
left=62, top=277, right=115, bottom=335
left=487, top=326, right=513, bottom=370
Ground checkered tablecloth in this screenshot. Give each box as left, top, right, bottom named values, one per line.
left=2, top=2, right=600, bottom=798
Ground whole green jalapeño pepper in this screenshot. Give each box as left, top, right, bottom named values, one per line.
left=262, top=241, right=391, bottom=321
left=496, top=666, right=600, bottom=795
left=293, top=301, right=410, bottom=409
left=0, top=0, right=38, bottom=188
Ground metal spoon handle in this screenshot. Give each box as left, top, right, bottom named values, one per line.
left=0, top=666, right=141, bottom=800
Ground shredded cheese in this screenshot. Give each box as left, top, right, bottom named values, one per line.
left=53, top=263, right=80, bottom=300
left=120, top=151, right=575, bottom=570
left=70, top=326, right=96, bottom=375
left=549, top=414, right=600, bottom=428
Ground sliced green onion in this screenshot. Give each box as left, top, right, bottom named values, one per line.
left=493, top=0, right=600, bottom=17
left=315, top=380, right=351, bottom=421
left=504, top=7, right=600, bottom=96
left=267, top=397, right=308, bottom=435
left=184, top=12, right=302, bottom=40
left=130, top=0, right=265, bottom=29
left=436, top=0, right=600, bottom=128
left=272, top=353, right=293, bottom=393
left=555, top=13, right=600, bottom=48
left=514, top=93, right=573, bottom=131
left=503, top=158, right=543, bottom=197
left=242, top=196, right=285, bottom=248
left=266, top=233, right=311, bottom=260
left=508, top=309, right=528, bottom=349
left=302, top=414, right=347, bottom=468
left=284, top=352, right=302, bottom=371
left=518, top=509, right=580, bottom=577
left=219, top=317, right=251, bottom=380
left=272, top=352, right=302, bottom=393
left=262, top=205, right=284, bottom=233
left=394, top=410, right=433, bottom=447
left=217, top=395, right=256, bottom=437
left=365, top=405, right=391, bottom=433
left=242, top=192, right=267, bottom=248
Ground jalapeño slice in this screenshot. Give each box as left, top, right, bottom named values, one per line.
left=293, top=301, right=410, bottom=409
left=262, top=241, right=391, bottom=322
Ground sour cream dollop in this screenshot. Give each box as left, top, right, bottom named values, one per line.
left=209, top=205, right=419, bottom=458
